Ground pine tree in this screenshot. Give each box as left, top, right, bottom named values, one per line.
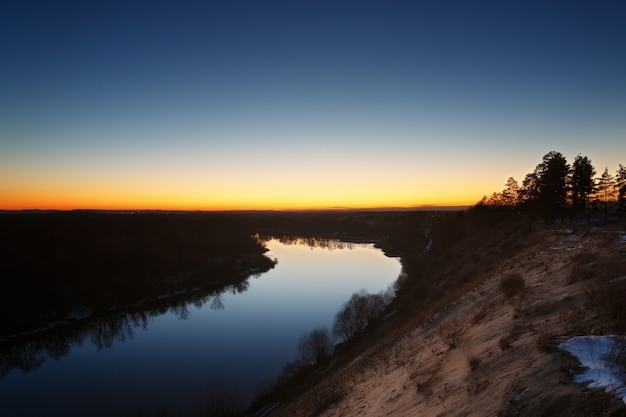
left=616, top=164, right=626, bottom=210
left=501, top=177, right=520, bottom=207
left=596, top=167, right=615, bottom=223
left=537, top=151, right=570, bottom=222
left=570, top=155, right=595, bottom=223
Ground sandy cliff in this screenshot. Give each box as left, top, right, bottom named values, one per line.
left=267, top=223, right=626, bottom=417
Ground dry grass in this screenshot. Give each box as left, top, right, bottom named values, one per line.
left=464, top=352, right=481, bottom=371
left=472, top=298, right=499, bottom=325
left=407, top=352, right=444, bottom=395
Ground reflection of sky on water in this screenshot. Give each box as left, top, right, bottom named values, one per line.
left=0, top=239, right=400, bottom=416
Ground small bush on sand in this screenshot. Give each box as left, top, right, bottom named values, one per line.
left=438, top=319, right=465, bottom=349
left=559, top=307, right=586, bottom=335
left=407, top=355, right=444, bottom=394
left=586, top=276, right=626, bottom=323
left=568, top=251, right=596, bottom=284
left=535, top=327, right=556, bottom=352
left=465, top=352, right=481, bottom=371
left=309, top=383, right=345, bottom=416
left=499, top=335, right=512, bottom=351
left=499, top=273, right=526, bottom=299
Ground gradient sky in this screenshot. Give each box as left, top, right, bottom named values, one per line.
left=1, top=0, right=625, bottom=210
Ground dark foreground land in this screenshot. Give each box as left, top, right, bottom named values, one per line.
left=2, top=208, right=626, bottom=417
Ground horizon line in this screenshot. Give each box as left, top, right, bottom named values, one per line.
left=0, top=204, right=472, bottom=214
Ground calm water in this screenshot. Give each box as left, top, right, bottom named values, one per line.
left=0, top=239, right=401, bottom=416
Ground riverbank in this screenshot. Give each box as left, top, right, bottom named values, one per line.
left=254, top=216, right=626, bottom=416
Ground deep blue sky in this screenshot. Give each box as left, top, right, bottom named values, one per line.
left=1, top=0, right=625, bottom=209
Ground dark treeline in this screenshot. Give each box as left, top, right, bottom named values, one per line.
left=247, top=210, right=436, bottom=258
left=0, top=211, right=275, bottom=337
left=477, top=151, right=626, bottom=223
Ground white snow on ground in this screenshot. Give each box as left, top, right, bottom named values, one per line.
left=559, top=336, right=626, bottom=404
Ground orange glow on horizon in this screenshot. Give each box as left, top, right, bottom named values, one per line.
left=1, top=167, right=488, bottom=211
left=1, top=191, right=478, bottom=211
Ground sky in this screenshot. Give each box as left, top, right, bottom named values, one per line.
left=1, top=0, right=625, bottom=211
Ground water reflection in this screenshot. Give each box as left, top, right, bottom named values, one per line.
left=0, top=238, right=401, bottom=417
left=258, top=234, right=356, bottom=251
left=0, top=279, right=252, bottom=378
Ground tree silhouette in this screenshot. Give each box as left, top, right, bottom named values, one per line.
left=501, top=177, right=520, bottom=207
left=570, top=154, right=595, bottom=223
left=616, top=164, right=626, bottom=210
left=478, top=177, right=520, bottom=208
left=536, top=151, right=570, bottom=222
left=332, top=289, right=389, bottom=343
left=597, top=167, right=616, bottom=223
left=475, top=152, right=625, bottom=224
left=297, top=327, right=333, bottom=364
left=519, top=168, right=540, bottom=209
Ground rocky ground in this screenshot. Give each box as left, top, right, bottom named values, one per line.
left=266, top=223, right=626, bottom=417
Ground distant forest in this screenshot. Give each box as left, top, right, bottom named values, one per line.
left=477, top=151, right=626, bottom=222
left=0, top=211, right=276, bottom=335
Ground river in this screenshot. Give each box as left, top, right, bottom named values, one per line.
left=0, top=238, right=401, bottom=416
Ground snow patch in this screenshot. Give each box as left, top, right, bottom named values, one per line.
left=559, top=335, right=626, bottom=404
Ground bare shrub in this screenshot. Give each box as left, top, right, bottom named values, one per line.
left=499, top=273, right=526, bottom=299
left=465, top=352, right=481, bottom=371
left=438, top=319, right=465, bottom=349
left=535, top=327, right=556, bottom=352
left=466, top=376, right=490, bottom=396
left=308, top=383, right=345, bottom=416
left=559, top=307, right=586, bottom=335
left=472, top=298, right=498, bottom=325
left=298, top=327, right=333, bottom=364
left=606, top=335, right=626, bottom=373
left=274, top=360, right=309, bottom=388
left=499, top=335, right=512, bottom=351
left=568, top=251, right=596, bottom=284
left=407, top=355, right=444, bottom=394
left=332, top=289, right=391, bottom=342
left=585, top=277, right=626, bottom=323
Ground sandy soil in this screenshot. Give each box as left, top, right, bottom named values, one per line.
left=267, top=224, right=626, bottom=417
